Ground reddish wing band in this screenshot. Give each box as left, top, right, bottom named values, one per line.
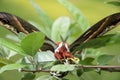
left=70, top=13, right=120, bottom=52
left=0, top=12, right=56, bottom=52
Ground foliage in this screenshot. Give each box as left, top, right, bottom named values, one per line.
left=58, top=0, right=90, bottom=31
left=106, top=0, right=120, bottom=7
left=97, top=54, right=115, bottom=65
left=0, top=0, right=120, bottom=80
left=21, top=32, right=45, bottom=56
left=29, top=0, right=52, bottom=37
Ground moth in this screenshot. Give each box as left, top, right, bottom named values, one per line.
left=0, top=12, right=120, bottom=63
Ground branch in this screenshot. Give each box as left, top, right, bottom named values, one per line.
left=20, top=65, right=120, bottom=73
left=20, top=68, right=50, bottom=73
left=79, top=65, right=120, bottom=72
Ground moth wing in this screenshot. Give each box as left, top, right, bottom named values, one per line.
left=0, top=12, right=56, bottom=52
left=70, top=13, right=120, bottom=52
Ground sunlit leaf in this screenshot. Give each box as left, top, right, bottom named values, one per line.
left=30, top=0, right=52, bottom=37
left=58, top=0, right=89, bottom=32
left=97, top=54, right=115, bottom=65
left=29, top=21, right=49, bottom=37
left=43, top=61, right=55, bottom=69
left=0, top=58, right=13, bottom=65
left=35, top=51, right=56, bottom=62
left=0, top=57, right=14, bottom=67
left=68, top=22, right=82, bottom=43
left=18, top=32, right=26, bottom=40
left=21, top=32, right=45, bottom=56
left=30, top=0, right=52, bottom=26
left=0, top=63, right=25, bottom=73
left=51, top=64, right=75, bottom=72
left=51, top=16, right=71, bottom=42
left=0, top=38, right=26, bottom=56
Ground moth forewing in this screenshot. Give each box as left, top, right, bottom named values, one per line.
left=0, top=12, right=56, bottom=52
left=69, top=13, right=120, bottom=53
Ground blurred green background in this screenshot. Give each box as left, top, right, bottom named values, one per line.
left=0, top=0, right=120, bottom=80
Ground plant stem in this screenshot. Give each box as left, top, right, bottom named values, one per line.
left=20, top=65, right=120, bottom=73
left=78, top=65, right=120, bottom=72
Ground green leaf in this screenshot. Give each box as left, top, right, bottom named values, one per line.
left=36, top=75, right=53, bottom=80
left=74, top=33, right=120, bottom=53
left=106, top=1, right=120, bottom=7
left=18, top=32, right=26, bottom=40
left=74, top=34, right=114, bottom=52
left=0, top=57, right=13, bottom=67
left=0, top=63, right=25, bottom=73
left=51, top=64, right=75, bottom=72
left=51, top=16, right=71, bottom=42
left=76, top=69, right=83, bottom=77
left=0, top=58, right=13, bottom=65
left=43, top=61, right=55, bottom=69
left=21, top=32, right=45, bottom=56
left=97, top=54, right=115, bottom=65
left=109, top=33, right=120, bottom=44
left=0, top=38, right=26, bottom=56
left=29, top=21, right=49, bottom=37
left=0, top=46, right=17, bottom=59
left=21, top=73, right=36, bottom=80
left=30, top=0, right=52, bottom=26
left=68, top=22, right=82, bottom=43
left=35, top=51, right=56, bottom=62
left=79, top=57, right=94, bottom=65
left=84, top=49, right=105, bottom=58
left=58, top=0, right=89, bottom=32
left=62, top=78, right=69, bottom=80
left=30, top=0, right=52, bottom=37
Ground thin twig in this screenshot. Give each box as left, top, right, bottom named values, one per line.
left=20, top=65, right=120, bottom=73
left=78, top=65, right=120, bottom=72
left=78, top=65, right=120, bottom=68
left=20, top=68, right=50, bottom=73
